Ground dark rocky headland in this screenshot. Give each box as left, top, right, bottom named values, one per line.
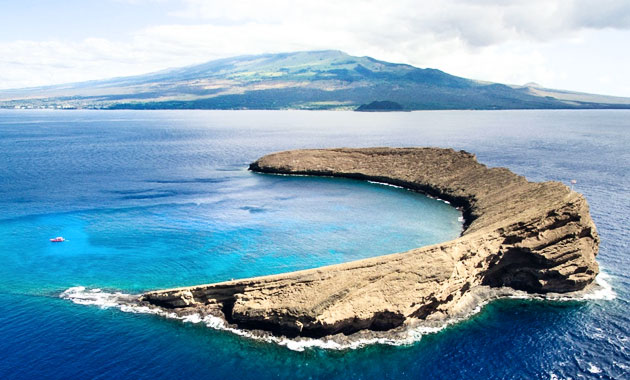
left=355, top=100, right=406, bottom=112
left=136, top=148, right=600, bottom=341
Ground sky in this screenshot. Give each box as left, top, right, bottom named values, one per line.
left=1, top=0, right=630, bottom=96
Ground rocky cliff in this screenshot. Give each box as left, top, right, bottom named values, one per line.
left=137, top=148, right=599, bottom=339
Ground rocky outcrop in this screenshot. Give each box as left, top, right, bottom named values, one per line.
left=355, top=100, right=405, bottom=112
left=138, top=148, right=599, bottom=339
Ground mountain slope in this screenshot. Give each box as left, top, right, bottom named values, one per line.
left=1, top=50, right=629, bottom=110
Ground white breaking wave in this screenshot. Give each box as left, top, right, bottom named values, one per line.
left=521, top=271, right=617, bottom=302
left=59, top=272, right=616, bottom=352
left=366, top=180, right=405, bottom=189
left=580, top=271, right=616, bottom=300
left=588, top=363, right=602, bottom=374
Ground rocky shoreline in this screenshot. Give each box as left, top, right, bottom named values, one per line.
left=134, top=147, right=600, bottom=340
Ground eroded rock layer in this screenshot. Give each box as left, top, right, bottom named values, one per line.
left=139, top=148, right=599, bottom=338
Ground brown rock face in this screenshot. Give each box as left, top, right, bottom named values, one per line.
left=139, top=148, right=599, bottom=338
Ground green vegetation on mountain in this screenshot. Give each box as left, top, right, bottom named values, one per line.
left=2, top=50, right=630, bottom=110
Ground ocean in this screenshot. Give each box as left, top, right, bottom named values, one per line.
left=0, top=109, right=627, bottom=379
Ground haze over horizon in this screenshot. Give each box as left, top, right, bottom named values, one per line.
left=2, top=0, right=630, bottom=97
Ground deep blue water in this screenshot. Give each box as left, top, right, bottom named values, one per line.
left=0, top=110, right=628, bottom=379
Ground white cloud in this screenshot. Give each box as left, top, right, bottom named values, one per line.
left=173, top=0, right=630, bottom=46
left=1, top=0, right=630, bottom=95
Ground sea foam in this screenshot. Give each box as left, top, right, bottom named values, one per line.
left=60, top=272, right=616, bottom=352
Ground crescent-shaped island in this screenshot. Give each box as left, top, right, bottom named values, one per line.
left=131, top=147, right=599, bottom=342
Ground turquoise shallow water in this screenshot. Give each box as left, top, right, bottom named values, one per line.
left=0, top=174, right=461, bottom=296
left=0, top=109, right=628, bottom=379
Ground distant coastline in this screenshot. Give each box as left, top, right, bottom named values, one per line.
left=2, top=50, right=630, bottom=111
